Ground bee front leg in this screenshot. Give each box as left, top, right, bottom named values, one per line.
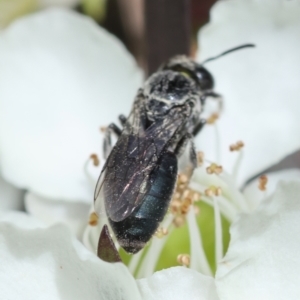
left=118, top=114, right=127, bottom=127
left=193, top=119, right=206, bottom=136
left=103, top=123, right=122, bottom=159
left=201, top=91, right=223, bottom=113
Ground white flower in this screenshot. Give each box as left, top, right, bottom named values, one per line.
left=196, top=0, right=300, bottom=186
left=1, top=181, right=300, bottom=299
left=0, top=8, right=142, bottom=234
left=1, top=1, right=300, bottom=298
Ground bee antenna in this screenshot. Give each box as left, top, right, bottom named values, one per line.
left=202, top=44, right=255, bottom=65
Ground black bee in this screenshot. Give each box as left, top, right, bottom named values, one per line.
left=94, top=44, right=255, bottom=254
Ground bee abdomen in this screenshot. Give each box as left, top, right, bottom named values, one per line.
left=109, top=151, right=178, bottom=254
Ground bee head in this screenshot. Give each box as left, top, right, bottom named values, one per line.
left=159, top=55, right=214, bottom=91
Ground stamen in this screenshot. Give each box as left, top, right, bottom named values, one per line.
left=155, top=227, right=168, bottom=238
left=193, top=205, right=200, bottom=215
left=99, top=126, right=107, bottom=133
left=205, top=186, right=222, bottom=197
left=231, top=148, right=244, bottom=181
left=213, top=197, right=223, bottom=265
left=258, top=175, right=268, bottom=191
left=136, top=214, right=174, bottom=278
left=90, top=153, right=100, bottom=166
left=187, top=206, right=212, bottom=276
left=83, top=156, right=99, bottom=188
left=189, top=180, right=237, bottom=222
left=89, top=212, right=98, bottom=226
left=206, top=113, right=219, bottom=124
left=219, top=171, right=250, bottom=212
left=197, top=151, right=204, bottom=166
left=230, top=140, right=244, bottom=151
left=201, top=195, right=236, bottom=223
left=128, top=249, right=143, bottom=275
left=173, top=215, right=186, bottom=227
left=213, top=122, right=221, bottom=164
left=206, top=163, right=223, bottom=175
left=177, top=254, right=190, bottom=267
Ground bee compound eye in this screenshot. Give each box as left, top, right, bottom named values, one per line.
left=195, top=66, right=214, bottom=90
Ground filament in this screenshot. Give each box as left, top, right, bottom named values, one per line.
left=213, top=197, right=223, bottom=264
left=136, top=214, right=174, bottom=278
left=187, top=206, right=212, bottom=276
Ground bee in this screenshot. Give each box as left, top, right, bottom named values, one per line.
left=95, top=44, right=255, bottom=254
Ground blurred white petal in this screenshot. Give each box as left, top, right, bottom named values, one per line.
left=137, top=267, right=219, bottom=300
left=216, top=181, right=300, bottom=299
left=0, top=175, right=23, bottom=210
left=197, top=0, right=300, bottom=185
left=0, top=9, right=143, bottom=203
left=0, top=212, right=142, bottom=300
left=0, top=210, right=44, bottom=228
left=25, top=191, right=90, bottom=237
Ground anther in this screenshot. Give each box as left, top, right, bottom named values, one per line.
left=155, top=227, right=168, bottom=238
left=192, top=192, right=201, bottom=202
left=178, top=173, right=189, bottom=184
left=205, top=186, right=222, bottom=197
left=88, top=212, right=98, bottom=226
left=99, top=126, right=107, bottom=133
left=90, top=154, right=100, bottom=166
left=177, top=254, right=190, bottom=266
left=173, top=215, right=186, bottom=227
left=207, top=113, right=219, bottom=124
left=170, top=200, right=181, bottom=214
left=206, top=163, right=223, bottom=175
left=197, top=151, right=204, bottom=166
left=230, top=140, right=244, bottom=151
left=258, top=175, right=268, bottom=191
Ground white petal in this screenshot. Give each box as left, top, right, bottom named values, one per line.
left=197, top=0, right=300, bottom=184
left=25, top=191, right=90, bottom=237
left=216, top=181, right=300, bottom=299
left=0, top=210, right=45, bottom=228
left=0, top=175, right=24, bottom=210
left=137, top=267, right=219, bottom=300
left=0, top=9, right=143, bottom=203
left=243, top=168, right=300, bottom=211
left=0, top=212, right=141, bottom=300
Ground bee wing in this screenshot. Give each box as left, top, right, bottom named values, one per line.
left=94, top=94, right=146, bottom=213
left=101, top=108, right=185, bottom=222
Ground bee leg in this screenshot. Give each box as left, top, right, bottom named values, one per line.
left=103, top=123, right=122, bottom=159
left=174, top=134, right=198, bottom=176
left=188, top=135, right=198, bottom=170
left=118, top=114, right=127, bottom=127
left=174, top=134, right=197, bottom=170
left=193, top=119, right=206, bottom=136
left=174, top=135, right=189, bottom=157
left=202, top=91, right=223, bottom=113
